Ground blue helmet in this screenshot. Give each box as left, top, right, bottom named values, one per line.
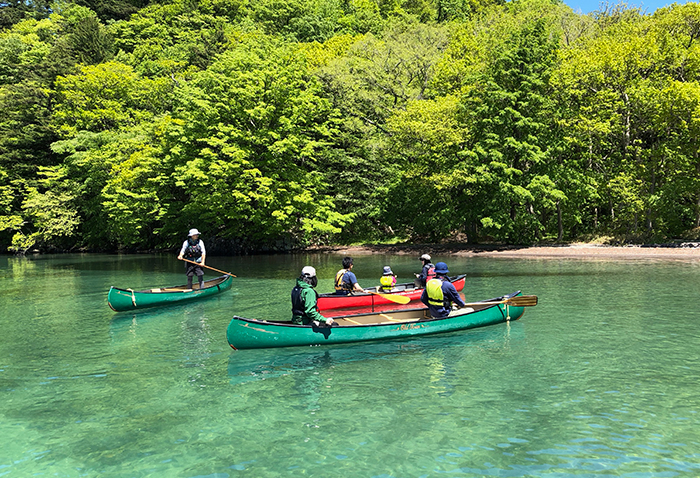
left=434, top=262, right=449, bottom=274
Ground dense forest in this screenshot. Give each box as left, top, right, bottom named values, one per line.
left=1, top=0, right=700, bottom=253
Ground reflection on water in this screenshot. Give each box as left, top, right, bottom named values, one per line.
left=227, top=323, right=521, bottom=386
left=1, top=253, right=700, bottom=477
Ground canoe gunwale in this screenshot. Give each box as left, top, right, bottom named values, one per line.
left=109, top=274, right=231, bottom=294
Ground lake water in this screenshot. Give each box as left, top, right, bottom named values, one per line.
left=1, top=252, right=700, bottom=477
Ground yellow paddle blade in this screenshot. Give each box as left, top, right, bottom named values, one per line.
left=371, top=291, right=411, bottom=305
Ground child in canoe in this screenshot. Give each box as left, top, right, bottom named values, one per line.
left=379, top=266, right=397, bottom=292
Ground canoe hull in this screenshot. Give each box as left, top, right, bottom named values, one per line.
left=227, top=291, right=524, bottom=350
left=108, top=275, right=233, bottom=312
left=317, top=275, right=466, bottom=311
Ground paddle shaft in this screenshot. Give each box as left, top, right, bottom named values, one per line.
left=180, top=258, right=237, bottom=277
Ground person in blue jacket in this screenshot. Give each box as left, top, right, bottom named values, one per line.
left=420, top=261, right=465, bottom=318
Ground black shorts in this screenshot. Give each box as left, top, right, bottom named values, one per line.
left=185, top=263, right=204, bottom=277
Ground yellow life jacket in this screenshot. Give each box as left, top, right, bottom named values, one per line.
left=426, top=278, right=445, bottom=306
left=379, top=275, right=395, bottom=289
left=335, top=269, right=350, bottom=291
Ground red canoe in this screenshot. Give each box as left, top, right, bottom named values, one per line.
left=317, top=275, right=466, bottom=311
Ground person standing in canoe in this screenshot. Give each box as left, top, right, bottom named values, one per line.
left=292, top=266, right=335, bottom=326
left=177, top=228, right=206, bottom=290
left=379, top=266, right=397, bottom=292
left=415, top=253, right=435, bottom=288
left=335, top=256, right=364, bottom=295
left=420, top=261, right=465, bottom=318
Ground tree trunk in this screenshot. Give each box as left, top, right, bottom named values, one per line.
left=623, top=92, right=631, bottom=153
left=594, top=207, right=598, bottom=230
left=646, top=169, right=655, bottom=233
left=610, top=199, right=615, bottom=222
left=557, top=199, right=563, bottom=242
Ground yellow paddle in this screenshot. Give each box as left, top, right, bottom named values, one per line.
left=362, top=289, right=411, bottom=305
left=180, top=258, right=237, bottom=277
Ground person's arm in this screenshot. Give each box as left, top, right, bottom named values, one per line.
left=446, top=283, right=465, bottom=308
left=420, top=289, right=429, bottom=307
left=348, top=271, right=363, bottom=292
left=200, top=240, right=206, bottom=265
left=303, top=289, right=333, bottom=325
left=177, top=241, right=186, bottom=260
left=419, top=265, right=428, bottom=280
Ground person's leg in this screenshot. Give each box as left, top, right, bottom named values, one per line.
left=186, top=265, right=194, bottom=289
left=197, top=269, right=204, bottom=289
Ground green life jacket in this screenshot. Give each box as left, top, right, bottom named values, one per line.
left=426, top=278, right=446, bottom=307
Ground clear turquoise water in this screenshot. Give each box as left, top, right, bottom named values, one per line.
left=1, top=253, right=700, bottom=477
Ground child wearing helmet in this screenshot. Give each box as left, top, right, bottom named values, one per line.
left=177, top=228, right=206, bottom=290
left=291, top=266, right=335, bottom=326
left=379, top=266, right=397, bottom=291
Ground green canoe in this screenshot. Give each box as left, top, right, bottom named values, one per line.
left=226, top=291, right=527, bottom=350
left=108, top=274, right=233, bottom=312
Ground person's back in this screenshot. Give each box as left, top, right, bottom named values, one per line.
left=334, top=256, right=362, bottom=295
left=420, top=262, right=465, bottom=318
left=292, top=266, right=334, bottom=326
left=379, top=266, right=396, bottom=291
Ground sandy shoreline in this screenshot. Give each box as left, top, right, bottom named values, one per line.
left=316, top=243, right=700, bottom=261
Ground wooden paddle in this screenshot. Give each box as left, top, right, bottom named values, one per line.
left=180, top=258, right=237, bottom=277
left=362, top=289, right=411, bottom=305
left=464, top=295, right=538, bottom=308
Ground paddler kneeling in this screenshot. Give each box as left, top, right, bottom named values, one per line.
left=420, top=261, right=465, bottom=319
left=292, top=266, right=335, bottom=327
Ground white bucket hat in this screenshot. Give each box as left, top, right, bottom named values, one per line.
left=301, top=266, right=316, bottom=277
left=188, top=228, right=201, bottom=237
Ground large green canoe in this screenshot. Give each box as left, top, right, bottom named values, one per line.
left=226, top=291, right=526, bottom=350
left=108, top=274, right=233, bottom=312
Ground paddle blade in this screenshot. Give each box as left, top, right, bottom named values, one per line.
left=506, top=295, right=538, bottom=307
left=376, top=293, right=411, bottom=305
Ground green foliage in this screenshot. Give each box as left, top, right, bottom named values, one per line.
left=0, top=0, right=52, bottom=29
left=2, top=0, right=700, bottom=252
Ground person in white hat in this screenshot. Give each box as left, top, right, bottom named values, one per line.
left=415, top=253, right=435, bottom=288
left=291, top=266, right=335, bottom=326
left=177, top=228, right=206, bottom=290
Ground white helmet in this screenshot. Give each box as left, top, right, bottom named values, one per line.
left=188, top=228, right=201, bottom=237
left=301, top=266, right=316, bottom=277
left=420, top=254, right=431, bottom=261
